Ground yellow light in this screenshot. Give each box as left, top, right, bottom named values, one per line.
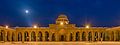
left=33, top=25, right=37, bottom=28
left=60, top=22, right=64, bottom=25
left=86, top=25, right=90, bottom=29
left=5, top=25, right=8, bottom=29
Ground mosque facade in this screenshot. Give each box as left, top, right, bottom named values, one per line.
left=0, top=14, right=120, bottom=42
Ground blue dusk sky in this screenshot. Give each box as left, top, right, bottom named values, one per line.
left=0, top=0, right=120, bottom=27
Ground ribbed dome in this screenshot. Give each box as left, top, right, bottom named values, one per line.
left=56, top=14, right=69, bottom=25
left=58, top=14, right=67, bottom=18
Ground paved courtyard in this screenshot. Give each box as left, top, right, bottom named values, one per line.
left=0, top=42, right=120, bottom=45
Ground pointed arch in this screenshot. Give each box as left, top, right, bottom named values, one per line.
left=94, top=32, right=98, bottom=41
left=76, top=32, right=80, bottom=41
left=88, top=32, right=92, bottom=41
left=52, top=33, right=55, bottom=41
left=118, top=31, right=120, bottom=41
left=18, top=32, right=22, bottom=41
left=0, top=30, right=5, bottom=41
left=38, top=31, right=42, bottom=41
left=82, top=32, right=86, bottom=41
left=24, top=31, right=29, bottom=41
left=60, top=35, right=66, bottom=41
left=45, top=31, right=49, bottom=41
left=69, top=33, right=73, bottom=41
left=103, top=32, right=105, bottom=41
left=111, top=31, right=114, bottom=41
left=7, top=31, right=10, bottom=41
left=31, top=31, right=36, bottom=41
left=99, top=32, right=103, bottom=41
left=12, top=32, right=15, bottom=41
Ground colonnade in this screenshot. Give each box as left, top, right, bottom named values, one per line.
left=0, top=30, right=120, bottom=42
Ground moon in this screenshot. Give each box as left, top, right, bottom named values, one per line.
left=25, top=10, right=29, bottom=14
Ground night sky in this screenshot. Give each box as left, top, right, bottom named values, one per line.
left=0, top=0, right=120, bottom=27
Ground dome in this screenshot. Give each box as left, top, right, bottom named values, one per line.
left=56, top=14, right=69, bottom=25
left=58, top=14, right=67, bottom=18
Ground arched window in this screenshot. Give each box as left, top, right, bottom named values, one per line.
left=7, top=31, right=10, bottom=41
left=69, top=33, right=73, bottom=41
left=76, top=32, right=80, bottom=41
left=45, top=31, right=49, bottom=41
left=31, top=31, right=36, bottom=41
left=18, top=32, right=22, bottom=41
left=82, top=32, right=86, bottom=41
left=94, top=32, right=98, bottom=41
left=52, top=33, right=55, bottom=41
left=24, top=31, right=29, bottom=41
left=0, top=30, right=4, bottom=41
left=12, top=32, right=15, bottom=41
left=88, top=32, right=92, bottom=41
left=38, top=31, right=42, bottom=41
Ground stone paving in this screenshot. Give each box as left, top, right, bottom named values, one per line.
left=0, top=42, right=120, bottom=45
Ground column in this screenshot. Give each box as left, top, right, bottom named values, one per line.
left=43, top=32, right=45, bottom=41
left=80, top=32, right=82, bottom=41
left=56, top=34, right=59, bottom=41
left=73, top=33, right=76, bottom=41
left=22, top=32, right=24, bottom=42
left=86, top=32, right=88, bottom=41
left=29, top=32, right=31, bottom=42
left=66, top=34, right=69, bottom=41
left=49, top=33, right=52, bottom=41
left=36, top=32, right=38, bottom=42
left=5, top=32, right=7, bottom=42
left=92, top=32, right=94, bottom=41
left=98, top=32, right=100, bottom=41
left=114, top=32, right=116, bottom=41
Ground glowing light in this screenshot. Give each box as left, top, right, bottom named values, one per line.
left=60, top=22, right=64, bottom=25
left=85, top=25, right=90, bottom=29
left=33, top=25, right=37, bottom=28
left=5, top=25, right=8, bottom=29
left=25, top=10, right=29, bottom=14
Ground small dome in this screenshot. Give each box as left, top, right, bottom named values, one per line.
left=58, top=14, right=67, bottom=18
left=56, top=14, right=69, bottom=24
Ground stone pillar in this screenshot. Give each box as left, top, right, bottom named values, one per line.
left=9, top=32, right=12, bottom=42
left=56, top=34, right=59, bottom=41
left=29, top=32, right=31, bottom=42
left=5, top=32, right=7, bottom=42
left=73, top=33, right=76, bottom=41
left=92, top=32, right=94, bottom=41
left=22, top=32, right=24, bottom=42
left=80, top=32, right=82, bottom=41
left=114, top=32, right=116, bottom=41
left=49, top=33, right=52, bottom=41
left=36, top=32, right=38, bottom=42
left=16, top=32, right=18, bottom=42
left=67, top=33, right=69, bottom=41
left=86, top=32, right=88, bottom=41
left=110, top=32, right=112, bottom=41
left=43, top=33, right=45, bottom=41
left=98, top=32, right=100, bottom=41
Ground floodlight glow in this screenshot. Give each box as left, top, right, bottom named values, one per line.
left=60, top=22, right=64, bottom=25
left=85, top=25, right=90, bottom=29
left=33, top=25, right=37, bottom=28
left=5, top=25, right=8, bottom=29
